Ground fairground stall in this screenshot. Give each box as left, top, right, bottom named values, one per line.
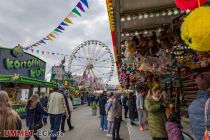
left=106, top=0, right=210, bottom=138
left=0, top=45, right=57, bottom=118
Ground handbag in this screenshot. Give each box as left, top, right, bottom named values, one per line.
left=32, top=109, right=43, bottom=130
left=204, top=97, right=210, bottom=140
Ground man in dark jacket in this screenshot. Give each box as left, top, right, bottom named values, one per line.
left=188, top=72, right=210, bottom=140
left=122, top=95, right=128, bottom=119
left=112, top=93, right=123, bottom=140
left=40, top=92, right=48, bottom=125
left=99, top=91, right=108, bottom=131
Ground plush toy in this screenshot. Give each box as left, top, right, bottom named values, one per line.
left=181, top=6, right=210, bottom=51
left=175, top=0, right=207, bottom=10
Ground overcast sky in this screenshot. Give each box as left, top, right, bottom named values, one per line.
left=0, top=0, right=119, bottom=85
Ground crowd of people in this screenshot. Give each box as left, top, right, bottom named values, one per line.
left=0, top=86, right=74, bottom=140
left=0, top=72, right=210, bottom=140
left=97, top=72, right=210, bottom=140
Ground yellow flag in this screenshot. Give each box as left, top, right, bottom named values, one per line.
left=49, top=33, right=56, bottom=38
left=46, top=36, right=53, bottom=40
left=64, top=18, right=73, bottom=24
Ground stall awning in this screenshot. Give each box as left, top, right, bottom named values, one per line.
left=0, top=75, right=57, bottom=88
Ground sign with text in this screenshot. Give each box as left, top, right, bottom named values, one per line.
left=0, top=47, right=46, bottom=80
left=51, top=66, right=65, bottom=81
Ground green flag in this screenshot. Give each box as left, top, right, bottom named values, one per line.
left=72, top=8, right=81, bottom=16
left=54, top=29, right=63, bottom=33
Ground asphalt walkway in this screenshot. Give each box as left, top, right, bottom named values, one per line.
left=20, top=105, right=130, bottom=140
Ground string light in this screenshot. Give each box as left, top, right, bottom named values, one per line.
left=162, top=11, right=166, bottom=16
left=174, top=9, right=179, bottom=15
left=138, top=14, right=143, bottom=19
left=168, top=10, right=172, bottom=16
left=135, top=31, right=139, bottom=35
left=127, top=16, right=131, bottom=21
left=144, top=13, right=148, bottom=19
left=150, top=13, right=154, bottom=18
left=121, top=17, right=125, bottom=22
left=156, top=13, right=160, bottom=17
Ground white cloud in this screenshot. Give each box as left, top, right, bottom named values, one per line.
left=0, top=0, right=119, bottom=85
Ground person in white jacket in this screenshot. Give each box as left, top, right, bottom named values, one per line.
left=136, top=88, right=145, bottom=131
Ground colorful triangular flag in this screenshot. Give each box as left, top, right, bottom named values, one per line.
left=61, top=21, right=69, bottom=26
left=35, top=43, right=41, bottom=46
left=46, top=36, right=53, bottom=40
left=57, top=25, right=65, bottom=31
left=49, top=33, right=56, bottom=38
left=72, top=8, right=81, bottom=16
left=54, top=28, right=63, bottom=33
left=32, top=44, right=37, bottom=47
left=39, top=40, right=46, bottom=44
left=43, top=38, right=49, bottom=40
left=77, top=2, right=85, bottom=12
left=31, top=49, right=34, bottom=53
left=68, top=12, right=77, bottom=18
left=53, top=31, right=59, bottom=36
left=36, top=50, right=40, bottom=53
left=41, top=51, right=45, bottom=54
left=81, top=0, right=89, bottom=8
left=64, top=18, right=73, bottom=24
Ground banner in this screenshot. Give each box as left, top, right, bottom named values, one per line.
left=26, top=48, right=69, bottom=57
left=25, top=0, right=89, bottom=50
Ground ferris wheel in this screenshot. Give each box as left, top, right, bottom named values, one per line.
left=68, top=40, right=115, bottom=90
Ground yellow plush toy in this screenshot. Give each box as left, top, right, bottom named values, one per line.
left=181, top=6, right=210, bottom=51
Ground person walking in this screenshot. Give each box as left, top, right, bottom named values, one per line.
left=40, top=92, right=48, bottom=125
left=61, top=93, right=74, bottom=132
left=25, top=94, right=48, bottom=140
left=106, top=92, right=115, bottom=137
left=112, top=93, right=123, bottom=140
left=127, top=92, right=137, bottom=125
left=188, top=72, right=210, bottom=140
left=0, top=91, right=22, bottom=140
left=99, top=91, right=108, bottom=131
left=48, top=87, right=69, bottom=140
left=136, top=87, right=145, bottom=131
left=145, top=87, right=168, bottom=140
left=122, top=94, right=128, bottom=119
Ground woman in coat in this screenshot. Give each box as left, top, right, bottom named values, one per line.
left=0, top=91, right=22, bottom=140
left=127, top=92, right=137, bottom=125
left=145, top=87, right=168, bottom=140
left=25, top=94, right=48, bottom=140
left=188, top=72, right=210, bottom=140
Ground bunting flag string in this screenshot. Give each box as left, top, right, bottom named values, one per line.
left=24, top=0, right=89, bottom=50
left=26, top=48, right=70, bottom=57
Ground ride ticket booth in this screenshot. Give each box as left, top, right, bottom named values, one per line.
left=0, top=45, right=57, bottom=118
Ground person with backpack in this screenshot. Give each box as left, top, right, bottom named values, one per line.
left=136, top=87, right=145, bottom=131
left=188, top=72, right=210, bottom=140
left=106, top=92, right=115, bottom=137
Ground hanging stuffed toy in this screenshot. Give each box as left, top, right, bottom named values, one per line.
left=175, top=0, right=207, bottom=10
left=181, top=6, right=210, bottom=51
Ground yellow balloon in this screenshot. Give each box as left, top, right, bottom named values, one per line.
left=181, top=6, right=210, bottom=51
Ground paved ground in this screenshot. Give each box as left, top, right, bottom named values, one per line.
left=20, top=105, right=130, bottom=140
left=126, top=120, right=152, bottom=140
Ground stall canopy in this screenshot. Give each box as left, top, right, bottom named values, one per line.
left=0, top=46, right=57, bottom=88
